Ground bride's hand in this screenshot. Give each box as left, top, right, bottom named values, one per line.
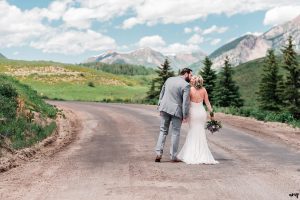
left=209, top=111, right=214, bottom=120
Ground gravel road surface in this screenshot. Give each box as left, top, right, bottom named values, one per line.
left=0, top=102, right=299, bottom=200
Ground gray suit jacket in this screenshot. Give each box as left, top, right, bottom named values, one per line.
left=158, top=76, right=191, bottom=119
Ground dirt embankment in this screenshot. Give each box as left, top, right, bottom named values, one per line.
left=216, top=112, right=300, bottom=150
left=0, top=107, right=81, bottom=172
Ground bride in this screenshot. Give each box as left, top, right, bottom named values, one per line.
left=177, top=75, right=219, bottom=164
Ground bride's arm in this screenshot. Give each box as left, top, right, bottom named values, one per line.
left=204, top=88, right=213, bottom=113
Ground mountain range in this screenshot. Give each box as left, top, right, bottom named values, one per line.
left=0, top=53, right=6, bottom=59
left=87, top=15, right=300, bottom=70
left=86, top=47, right=206, bottom=70
left=210, top=15, right=300, bottom=69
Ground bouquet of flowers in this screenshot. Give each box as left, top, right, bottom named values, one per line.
left=206, top=112, right=222, bottom=134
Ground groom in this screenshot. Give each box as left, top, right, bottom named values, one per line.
left=155, top=68, right=192, bottom=162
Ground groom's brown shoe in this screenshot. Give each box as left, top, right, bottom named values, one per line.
left=155, top=155, right=162, bottom=162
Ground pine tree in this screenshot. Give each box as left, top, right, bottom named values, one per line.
left=146, top=58, right=174, bottom=101
left=154, top=58, right=175, bottom=92
left=199, top=56, right=217, bottom=103
left=214, top=56, right=244, bottom=107
left=281, top=36, right=300, bottom=118
left=257, top=49, right=283, bottom=111
left=146, top=80, right=159, bottom=101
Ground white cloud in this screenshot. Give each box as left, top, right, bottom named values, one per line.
left=193, top=26, right=201, bottom=33
left=184, top=25, right=227, bottom=37
left=62, top=1, right=141, bottom=29
left=2, top=0, right=300, bottom=58
left=0, top=1, right=118, bottom=55
left=7, top=0, right=297, bottom=32
left=122, top=17, right=141, bottom=29
left=184, top=27, right=192, bottom=34
left=138, top=35, right=166, bottom=48
left=121, top=0, right=300, bottom=28
left=71, top=0, right=143, bottom=29
left=202, top=25, right=228, bottom=35
left=0, top=0, right=76, bottom=46
left=263, top=6, right=300, bottom=26
left=0, top=0, right=143, bottom=30
left=62, top=7, right=94, bottom=29
left=0, top=1, right=48, bottom=47
left=184, top=26, right=201, bottom=34
left=210, top=38, right=221, bottom=45
left=187, top=34, right=204, bottom=45
left=30, top=29, right=116, bottom=55
left=39, top=0, right=73, bottom=21
left=137, top=35, right=201, bottom=55
left=160, top=43, right=201, bottom=55
left=77, top=0, right=142, bottom=10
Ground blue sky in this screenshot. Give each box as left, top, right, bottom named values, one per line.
left=0, top=0, right=299, bottom=63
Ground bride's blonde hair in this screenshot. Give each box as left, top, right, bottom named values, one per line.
left=192, top=75, right=204, bottom=89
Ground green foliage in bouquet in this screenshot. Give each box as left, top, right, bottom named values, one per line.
left=206, top=119, right=222, bottom=134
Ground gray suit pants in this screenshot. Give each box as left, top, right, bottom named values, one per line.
left=155, top=111, right=182, bottom=160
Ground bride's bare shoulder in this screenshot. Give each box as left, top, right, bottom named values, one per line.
left=190, top=86, right=206, bottom=92
left=190, top=87, right=207, bottom=97
left=190, top=86, right=198, bottom=93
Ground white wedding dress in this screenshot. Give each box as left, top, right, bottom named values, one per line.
left=177, top=101, right=219, bottom=164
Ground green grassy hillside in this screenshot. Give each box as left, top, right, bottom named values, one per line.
left=0, top=59, right=152, bottom=102
left=0, top=75, right=57, bottom=150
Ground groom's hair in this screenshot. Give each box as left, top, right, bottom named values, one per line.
left=180, top=68, right=193, bottom=75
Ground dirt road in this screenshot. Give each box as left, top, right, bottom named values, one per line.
left=1, top=102, right=299, bottom=200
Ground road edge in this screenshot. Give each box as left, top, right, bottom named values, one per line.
left=215, top=112, right=300, bottom=150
